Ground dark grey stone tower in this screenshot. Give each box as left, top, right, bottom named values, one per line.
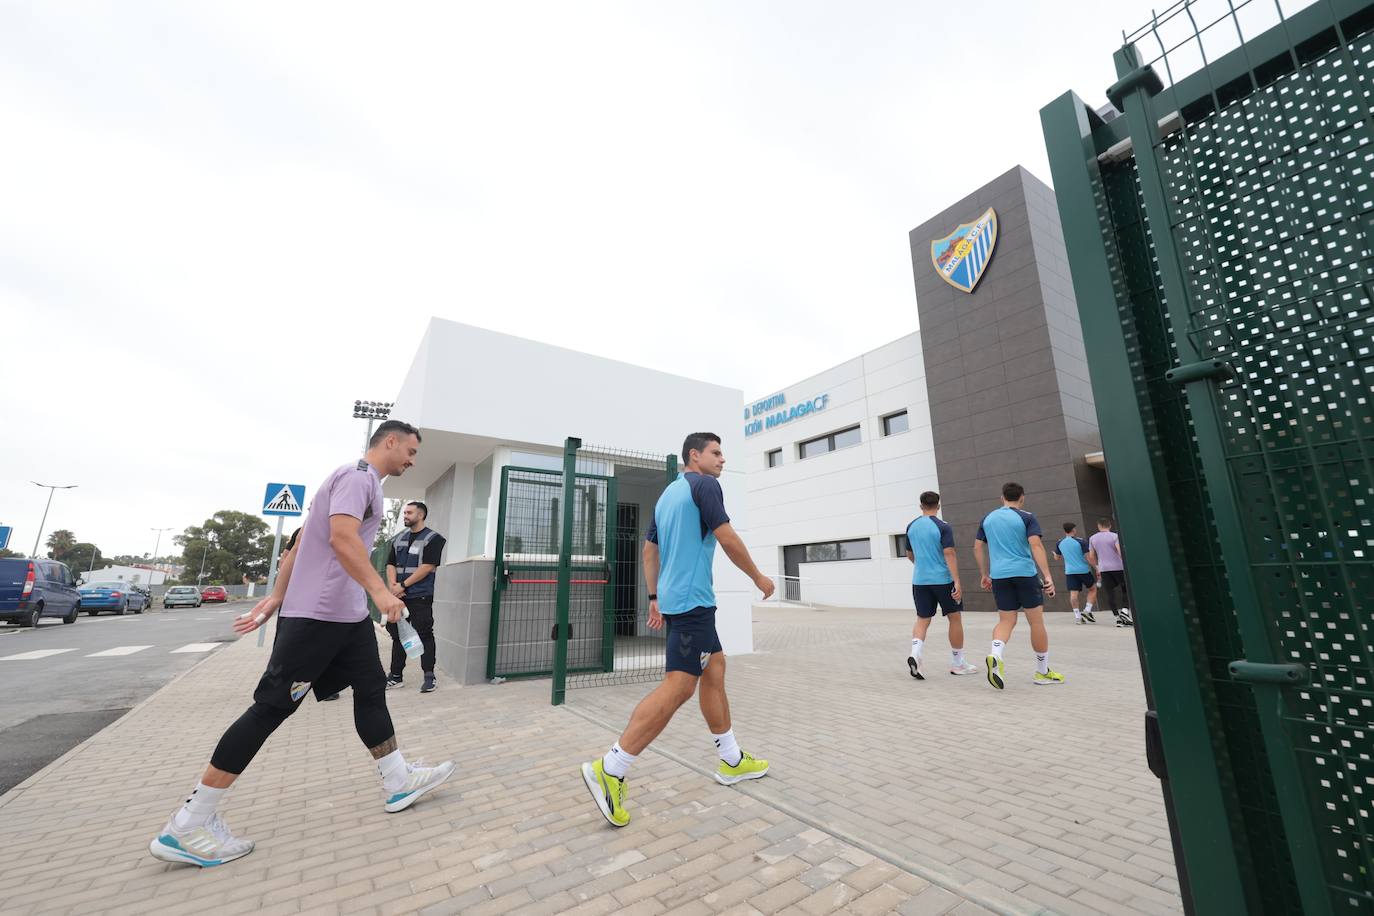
left=909, top=165, right=1111, bottom=611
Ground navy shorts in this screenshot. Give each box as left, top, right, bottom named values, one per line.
left=1065, top=573, right=1096, bottom=592
left=664, top=606, right=723, bottom=676
left=991, top=575, right=1045, bottom=611
left=912, top=584, right=963, bottom=618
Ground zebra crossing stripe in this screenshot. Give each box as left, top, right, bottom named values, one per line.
left=171, top=643, right=219, bottom=654
left=86, top=645, right=154, bottom=657
left=0, top=648, right=78, bottom=661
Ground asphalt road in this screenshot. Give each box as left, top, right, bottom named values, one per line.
left=0, top=600, right=252, bottom=794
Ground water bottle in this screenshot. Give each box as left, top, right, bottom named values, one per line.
left=397, top=609, right=423, bottom=659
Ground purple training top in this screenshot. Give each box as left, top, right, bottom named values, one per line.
left=1089, top=530, right=1124, bottom=572
left=281, top=461, right=384, bottom=623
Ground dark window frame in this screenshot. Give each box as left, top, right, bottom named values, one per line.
left=881, top=410, right=910, bottom=437
left=794, top=537, right=872, bottom=563
left=798, top=424, right=862, bottom=460
left=766, top=448, right=783, bottom=468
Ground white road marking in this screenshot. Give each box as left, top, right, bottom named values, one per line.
left=170, top=643, right=219, bottom=654
left=86, top=645, right=154, bottom=657
left=1, top=648, right=78, bottom=661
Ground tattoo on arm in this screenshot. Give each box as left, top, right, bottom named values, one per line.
left=368, top=735, right=398, bottom=759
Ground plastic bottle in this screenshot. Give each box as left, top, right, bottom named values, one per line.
left=397, top=608, right=423, bottom=659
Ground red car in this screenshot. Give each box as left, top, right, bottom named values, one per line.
left=200, top=586, right=228, bottom=603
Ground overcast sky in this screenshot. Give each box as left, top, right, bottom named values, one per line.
left=1, top=1, right=1138, bottom=558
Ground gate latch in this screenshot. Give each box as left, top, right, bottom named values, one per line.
left=1228, top=660, right=1308, bottom=686
left=1165, top=358, right=1235, bottom=385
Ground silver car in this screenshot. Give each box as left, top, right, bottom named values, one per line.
left=163, top=585, right=203, bottom=609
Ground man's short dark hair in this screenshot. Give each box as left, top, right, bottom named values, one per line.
left=1098, top=517, right=1114, bottom=529
left=406, top=500, right=428, bottom=520
left=682, top=432, right=721, bottom=465
left=919, top=491, right=941, bottom=509
left=1063, top=522, right=1077, bottom=534
left=369, top=419, right=421, bottom=448
left=1002, top=481, right=1025, bottom=502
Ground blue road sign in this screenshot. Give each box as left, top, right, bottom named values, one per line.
left=0, top=526, right=11, bottom=550
left=262, top=483, right=306, bottom=517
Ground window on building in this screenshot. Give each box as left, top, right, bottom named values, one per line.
left=766, top=448, right=783, bottom=468
left=799, top=538, right=872, bottom=562
left=798, top=425, right=862, bottom=459
left=894, top=533, right=911, bottom=556
left=882, top=410, right=910, bottom=436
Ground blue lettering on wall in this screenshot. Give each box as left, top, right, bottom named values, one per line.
left=744, top=393, right=829, bottom=437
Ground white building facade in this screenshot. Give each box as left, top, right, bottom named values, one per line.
left=740, top=333, right=938, bottom=610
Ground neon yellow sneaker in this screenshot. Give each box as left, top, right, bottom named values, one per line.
left=1033, top=669, right=1065, bottom=686
left=716, top=751, right=769, bottom=785
left=986, top=654, right=1005, bottom=690
left=580, top=759, right=629, bottom=827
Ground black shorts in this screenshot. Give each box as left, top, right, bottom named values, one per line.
left=912, top=584, right=963, bottom=618
left=254, top=615, right=387, bottom=708
left=1065, top=573, right=1096, bottom=592
left=991, top=575, right=1044, bottom=611
left=664, top=605, right=723, bottom=677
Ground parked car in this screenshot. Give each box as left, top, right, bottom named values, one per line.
left=163, top=586, right=203, bottom=608
left=131, top=584, right=154, bottom=606
left=78, top=580, right=149, bottom=615
left=200, top=586, right=228, bottom=603
left=0, top=558, right=81, bottom=627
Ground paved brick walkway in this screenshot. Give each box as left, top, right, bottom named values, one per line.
left=0, top=606, right=1181, bottom=915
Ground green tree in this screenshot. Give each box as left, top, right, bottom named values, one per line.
left=45, top=529, right=77, bottom=562
left=62, top=543, right=104, bottom=577
left=175, top=511, right=272, bottom=585
left=0, top=547, right=21, bottom=560
left=373, top=499, right=403, bottom=552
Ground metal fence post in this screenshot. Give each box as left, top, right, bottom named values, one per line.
left=551, top=437, right=581, bottom=706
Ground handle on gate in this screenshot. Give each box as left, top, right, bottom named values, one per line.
left=1165, top=358, right=1235, bottom=385
left=1228, top=660, right=1308, bottom=685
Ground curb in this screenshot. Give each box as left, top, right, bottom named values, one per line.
left=0, top=639, right=229, bottom=812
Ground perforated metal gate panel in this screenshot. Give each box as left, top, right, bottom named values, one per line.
left=1044, top=1, right=1374, bottom=911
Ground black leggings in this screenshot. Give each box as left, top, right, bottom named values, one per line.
left=210, top=616, right=394, bottom=774
left=1099, top=570, right=1129, bottom=612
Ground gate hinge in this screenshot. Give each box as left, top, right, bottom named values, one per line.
left=1165, top=358, right=1236, bottom=385
left=1228, top=660, right=1309, bottom=686
left=1106, top=64, right=1164, bottom=111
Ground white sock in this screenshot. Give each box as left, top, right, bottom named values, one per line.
left=1084, top=602, right=1094, bottom=614
left=377, top=749, right=410, bottom=792
left=603, top=743, right=636, bottom=779
left=951, top=648, right=965, bottom=666
left=1072, top=606, right=1081, bottom=620
left=172, top=783, right=226, bottom=830
left=713, top=729, right=743, bottom=767
left=1035, top=652, right=1050, bottom=675
left=911, top=638, right=924, bottom=659
left=990, top=639, right=1006, bottom=660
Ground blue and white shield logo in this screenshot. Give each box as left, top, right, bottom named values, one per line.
left=930, top=208, right=998, bottom=293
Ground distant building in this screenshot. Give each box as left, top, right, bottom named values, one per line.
left=80, top=564, right=169, bottom=587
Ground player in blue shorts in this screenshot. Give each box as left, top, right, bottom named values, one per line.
left=974, top=482, right=1064, bottom=688
left=1053, top=522, right=1098, bottom=624
left=580, top=433, right=775, bottom=828
left=905, top=491, right=978, bottom=678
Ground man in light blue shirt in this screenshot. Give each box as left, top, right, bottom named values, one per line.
left=905, top=491, right=978, bottom=679
left=974, top=482, right=1062, bottom=689
left=1053, top=522, right=1097, bottom=624
left=581, top=432, right=775, bottom=829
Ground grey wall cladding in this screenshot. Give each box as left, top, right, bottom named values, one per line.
left=909, top=165, right=1110, bottom=611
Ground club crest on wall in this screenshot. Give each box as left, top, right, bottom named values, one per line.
left=930, top=208, right=998, bottom=293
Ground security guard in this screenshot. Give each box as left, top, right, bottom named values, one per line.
left=385, top=500, right=446, bottom=693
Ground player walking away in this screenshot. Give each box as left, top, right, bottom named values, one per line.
left=974, top=482, right=1064, bottom=689
left=1088, top=518, right=1133, bottom=627
left=1054, top=522, right=1097, bottom=624
left=581, top=433, right=775, bottom=828
left=149, top=421, right=455, bottom=868
left=905, top=490, right=977, bottom=678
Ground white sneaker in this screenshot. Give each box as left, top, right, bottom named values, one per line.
left=384, top=760, right=455, bottom=813
left=149, top=812, right=254, bottom=867
left=949, top=660, right=980, bottom=675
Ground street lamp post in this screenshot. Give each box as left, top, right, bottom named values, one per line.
left=352, top=400, right=392, bottom=453
left=149, top=526, right=173, bottom=594
left=30, top=482, right=77, bottom=559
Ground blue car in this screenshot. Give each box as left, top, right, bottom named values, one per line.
left=78, top=580, right=149, bottom=615
left=0, top=558, right=82, bottom=627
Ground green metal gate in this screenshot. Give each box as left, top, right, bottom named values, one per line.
left=1042, top=2, right=1374, bottom=912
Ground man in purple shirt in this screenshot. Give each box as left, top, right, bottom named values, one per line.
left=1088, top=518, right=1133, bottom=627
left=149, top=421, right=456, bottom=869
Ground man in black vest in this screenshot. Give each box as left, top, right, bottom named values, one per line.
left=385, top=500, right=446, bottom=693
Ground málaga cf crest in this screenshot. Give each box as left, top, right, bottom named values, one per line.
left=930, top=208, right=998, bottom=293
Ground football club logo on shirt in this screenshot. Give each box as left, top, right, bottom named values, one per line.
left=290, top=681, right=312, bottom=702
left=931, top=208, right=998, bottom=293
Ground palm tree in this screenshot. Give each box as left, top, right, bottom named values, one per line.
left=45, top=529, right=77, bottom=561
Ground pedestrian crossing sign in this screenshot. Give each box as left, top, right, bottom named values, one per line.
left=262, top=483, right=306, bottom=517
